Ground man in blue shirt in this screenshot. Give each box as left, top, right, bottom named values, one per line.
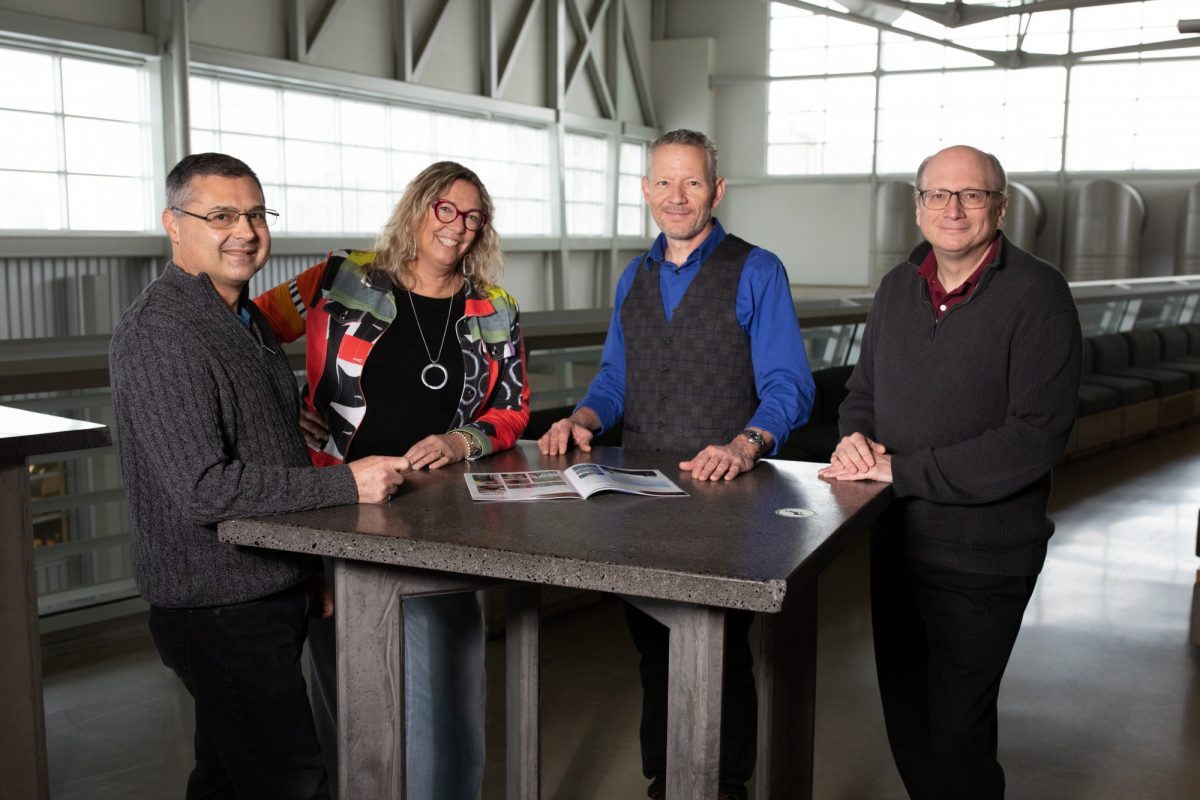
left=538, top=129, right=814, bottom=800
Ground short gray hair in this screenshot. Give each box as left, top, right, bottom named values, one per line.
left=915, top=146, right=1008, bottom=196
left=647, top=129, right=719, bottom=185
left=166, top=152, right=264, bottom=211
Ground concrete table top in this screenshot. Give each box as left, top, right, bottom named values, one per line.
left=220, top=442, right=891, bottom=613
left=0, top=404, right=110, bottom=458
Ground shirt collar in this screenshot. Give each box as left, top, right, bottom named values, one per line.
left=916, top=234, right=1002, bottom=291
left=646, top=218, right=726, bottom=270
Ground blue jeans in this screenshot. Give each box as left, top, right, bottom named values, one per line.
left=309, top=578, right=486, bottom=800
left=148, top=585, right=330, bottom=800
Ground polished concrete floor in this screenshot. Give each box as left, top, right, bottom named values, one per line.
left=42, top=425, right=1200, bottom=799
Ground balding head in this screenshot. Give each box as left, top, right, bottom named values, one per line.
left=916, top=145, right=1007, bottom=197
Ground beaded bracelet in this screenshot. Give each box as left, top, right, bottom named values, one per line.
left=450, top=429, right=479, bottom=460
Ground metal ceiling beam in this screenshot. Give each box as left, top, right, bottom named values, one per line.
left=622, top=0, right=657, bottom=128
left=565, top=0, right=614, bottom=118
left=772, top=0, right=1200, bottom=70
left=842, top=0, right=1141, bottom=29
left=482, top=0, right=498, bottom=96
left=306, top=0, right=346, bottom=56
left=394, top=0, right=453, bottom=82
left=497, top=0, right=544, bottom=97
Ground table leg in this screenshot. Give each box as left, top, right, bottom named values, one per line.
left=335, top=558, right=406, bottom=799
left=625, top=596, right=725, bottom=800
left=756, top=578, right=818, bottom=800
left=506, top=584, right=541, bottom=800
left=0, top=457, right=48, bottom=800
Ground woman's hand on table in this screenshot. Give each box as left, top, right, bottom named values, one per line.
left=299, top=408, right=331, bottom=450
left=404, top=433, right=467, bottom=470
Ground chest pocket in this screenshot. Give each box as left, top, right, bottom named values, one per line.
left=324, top=299, right=389, bottom=344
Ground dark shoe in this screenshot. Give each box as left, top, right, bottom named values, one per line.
left=648, top=790, right=742, bottom=800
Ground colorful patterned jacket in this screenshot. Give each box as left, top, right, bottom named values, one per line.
left=254, top=249, right=530, bottom=466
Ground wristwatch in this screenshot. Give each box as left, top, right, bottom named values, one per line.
left=739, top=429, right=766, bottom=455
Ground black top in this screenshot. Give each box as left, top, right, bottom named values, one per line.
left=348, top=287, right=466, bottom=459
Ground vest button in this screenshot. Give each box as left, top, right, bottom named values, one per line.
left=659, top=365, right=669, bottom=372
left=663, top=336, right=673, bottom=345
left=656, top=421, right=665, bottom=429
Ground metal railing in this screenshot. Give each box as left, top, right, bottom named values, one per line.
left=4, top=273, right=1199, bottom=624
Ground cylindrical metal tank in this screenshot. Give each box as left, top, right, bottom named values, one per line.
left=871, top=181, right=920, bottom=286
left=1064, top=180, right=1146, bottom=281
left=1176, top=182, right=1200, bottom=276
left=1002, top=182, right=1045, bottom=254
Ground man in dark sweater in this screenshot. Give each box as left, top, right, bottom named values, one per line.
left=820, top=145, right=1082, bottom=799
left=537, top=130, right=815, bottom=800
left=110, top=153, right=409, bottom=800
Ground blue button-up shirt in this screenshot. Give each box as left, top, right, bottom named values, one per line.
left=577, top=220, right=815, bottom=454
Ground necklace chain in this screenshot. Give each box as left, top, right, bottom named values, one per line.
left=406, top=285, right=456, bottom=390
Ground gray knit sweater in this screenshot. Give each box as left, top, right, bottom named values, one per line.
left=838, top=235, right=1082, bottom=576
left=110, top=262, right=358, bottom=608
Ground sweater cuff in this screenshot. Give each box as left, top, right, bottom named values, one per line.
left=328, top=463, right=360, bottom=505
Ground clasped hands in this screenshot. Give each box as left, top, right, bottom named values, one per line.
left=301, top=408, right=475, bottom=504
left=818, top=432, right=893, bottom=483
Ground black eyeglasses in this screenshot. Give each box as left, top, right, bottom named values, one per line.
left=916, top=189, right=1002, bottom=210
left=431, top=199, right=489, bottom=231
left=171, top=207, right=279, bottom=229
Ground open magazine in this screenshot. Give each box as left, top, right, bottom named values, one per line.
left=464, top=464, right=688, bottom=502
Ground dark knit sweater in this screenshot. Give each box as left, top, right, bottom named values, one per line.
left=110, top=262, right=358, bottom=608
left=838, top=235, right=1082, bottom=576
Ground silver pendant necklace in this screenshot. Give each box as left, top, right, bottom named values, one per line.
left=405, top=286, right=456, bottom=390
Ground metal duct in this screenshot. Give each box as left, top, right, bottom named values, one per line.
left=871, top=181, right=920, bottom=287
left=1064, top=180, right=1146, bottom=281
left=1176, top=182, right=1200, bottom=276
left=1002, top=182, right=1045, bottom=254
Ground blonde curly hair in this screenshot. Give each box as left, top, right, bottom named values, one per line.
left=371, top=161, right=503, bottom=290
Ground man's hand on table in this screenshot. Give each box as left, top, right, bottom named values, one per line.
left=680, top=431, right=766, bottom=482
left=537, top=408, right=600, bottom=455
left=349, top=455, right=412, bottom=503
left=818, top=432, right=894, bottom=483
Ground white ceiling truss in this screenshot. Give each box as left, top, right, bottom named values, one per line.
left=771, top=0, right=1200, bottom=69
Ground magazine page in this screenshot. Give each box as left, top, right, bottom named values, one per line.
left=563, top=464, right=688, bottom=498
left=464, top=470, right=582, bottom=501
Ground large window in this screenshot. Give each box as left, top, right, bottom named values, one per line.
left=617, top=141, right=646, bottom=237
left=563, top=132, right=609, bottom=236
left=0, top=45, right=154, bottom=230
left=768, top=0, right=1200, bottom=175
left=190, top=75, right=553, bottom=236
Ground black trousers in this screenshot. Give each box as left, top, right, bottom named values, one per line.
left=149, top=585, right=330, bottom=800
left=622, top=600, right=757, bottom=799
left=870, top=531, right=1037, bottom=800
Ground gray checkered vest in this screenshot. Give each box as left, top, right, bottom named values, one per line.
left=620, top=234, right=758, bottom=453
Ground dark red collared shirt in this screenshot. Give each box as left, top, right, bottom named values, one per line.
left=917, top=237, right=1001, bottom=320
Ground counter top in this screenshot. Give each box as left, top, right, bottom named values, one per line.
left=219, top=443, right=891, bottom=613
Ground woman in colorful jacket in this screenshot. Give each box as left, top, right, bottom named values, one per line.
left=255, top=161, right=530, bottom=800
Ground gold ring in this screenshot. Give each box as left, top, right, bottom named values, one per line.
left=437, top=449, right=445, bottom=459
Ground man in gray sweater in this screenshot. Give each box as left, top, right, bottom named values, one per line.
left=820, top=145, right=1082, bottom=799
left=110, top=153, right=409, bottom=800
